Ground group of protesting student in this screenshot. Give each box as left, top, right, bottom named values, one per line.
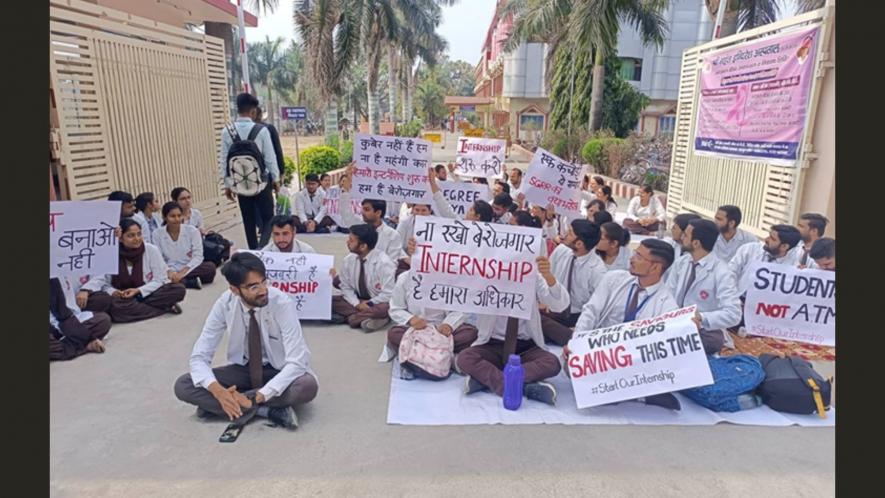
left=51, top=92, right=835, bottom=431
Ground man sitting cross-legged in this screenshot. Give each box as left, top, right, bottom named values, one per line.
left=330, top=224, right=396, bottom=332
left=173, top=252, right=318, bottom=430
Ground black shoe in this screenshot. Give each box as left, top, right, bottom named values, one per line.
left=267, top=406, right=298, bottom=430
left=169, top=304, right=183, bottom=315
left=196, top=407, right=214, bottom=419
left=463, top=376, right=488, bottom=395
left=642, top=393, right=681, bottom=411
left=184, top=277, right=202, bottom=290
left=330, top=312, right=347, bottom=324
left=524, top=382, right=557, bottom=406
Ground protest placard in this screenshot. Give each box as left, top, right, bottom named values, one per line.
left=241, top=250, right=334, bottom=320
left=438, top=181, right=488, bottom=217
left=454, top=137, right=506, bottom=178
left=322, top=186, right=362, bottom=226
left=567, top=305, right=713, bottom=409
left=50, top=201, right=120, bottom=278
left=522, top=147, right=583, bottom=218
left=352, top=133, right=433, bottom=204
left=409, top=215, right=542, bottom=320
left=744, top=262, right=835, bottom=346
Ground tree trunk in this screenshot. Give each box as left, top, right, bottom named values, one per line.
left=266, top=77, right=274, bottom=128
left=588, top=50, right=605, bottom=131
left=404, top=66, right=416, bottom=123
left=388, top=48, right=399, bottom=124
left=324, top=100, right=338, bottom=146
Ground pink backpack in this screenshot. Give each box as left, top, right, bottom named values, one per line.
left=398, top=326, right=454, bottom=379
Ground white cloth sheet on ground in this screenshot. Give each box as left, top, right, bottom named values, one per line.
left=385, top=345, right=835, bottom=427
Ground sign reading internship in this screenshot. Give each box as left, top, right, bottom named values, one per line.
left=241, top=250, right=334, bottom=320
left=352, top=133, right=433, bottom=204
left=409, top=215, right=542, bottom=320
left=567, top=305, right=713, bottom=409
left=694, top=25, right=821, bottom=166
left=454, top=137, right=506, bottom=178
left=50, top=201, right=120, bottom=278
left=522, top=147, right=583, bottom=217
left=744, top=262, right=835, bottom=346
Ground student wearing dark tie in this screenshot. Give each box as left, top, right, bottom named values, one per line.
left=330, top=224, right=396, bottom=331
left=173, top=253, right=318, bottom=430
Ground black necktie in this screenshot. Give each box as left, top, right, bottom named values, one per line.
left=679, top=262, right=699, bottom=307
left=503, top=317, right=519, bottom=358
left=248, top=309, right=263, bottom=390
left=800, top=247, right=809, bottom=266
left=358, top=257, right=370, bottom=300
left=566, top=255, right=577, bottom=294
left=625, top=284, right=641, bottom=321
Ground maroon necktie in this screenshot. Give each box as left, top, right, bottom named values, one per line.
left=248, top=309, right=263, bottom=390
left=678, top=262, right=699, bottom=307
left=358, top=257, right=370, bottom=300
left=503, top=317, right=519, bottom=357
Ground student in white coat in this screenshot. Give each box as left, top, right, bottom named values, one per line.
left=541, top=219, right=606, bottom=346
left=50, top=276, right=111, bottom=360
left=569, top=239, right=683, bottom=410
left=153, top=202, right=217, bottom=289
left=794, top=212, right=829, bottom=269
left=293, top=173, right=334, bottom=233
left=596, top=185, right=619, bottom=213
left=79, top=219, right=186, bottom=323
left=596, top=222, right=633, bottom=272
left=387, top=269, right=479, bottom=379
left=729, top=224, right=802, bottom=293
left=809, top=237, right=835, bottom=271
left=395, top=170, right=458, bottom=252
left=174, top=252, right=318, bottom=430
left=456, top=215, right=569, bottom=406
left=663, top=213, right=702, bottom=257
left=623, top=186, right=665, bottom=235
left=133, top=192, right=163, bottom=242
left=666, top=219, right=742, bottom=353
left=330, top=224, right=397, bottom=331
left=713, top=205, right=757, bottom=263
left=262, top=215, right=317, bottom=253
left=171, top=187, right=206, bottom=236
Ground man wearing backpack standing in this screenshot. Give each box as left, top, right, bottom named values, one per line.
left=219, top=93, right=281, bottom=250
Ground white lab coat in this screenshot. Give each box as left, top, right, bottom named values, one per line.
left=600, top=245, right=633, bottom=272
left=339, top=249, right=397, bottom=306
left=389, top=270, right=467, bottom=329
left=50, top=276, right=94, bottom=328
left=293, top=188, right=327, bottom=221
left=338, top=191, right=406, bottom=262
left=729, top=241, right=801, bottom=293
left=575, top=270, right=678, bottom=332
left=549, top=244, right=608, bottom=314
left=183, top=208, right=204, bottom=231
left=666, top=252, right=742, bottom=332
left=152, top=224, right=204, bottom=273
left=626, top=195, right=665, bottom=222
left=132, top=211, right=162, bottom=242
left=473, top=277, right=570, bottom=350
left=188, top=286, right=314, bottom=401
left=713, top=228, right=757, bottom=263
left=81, top=243, right=170, bottom=297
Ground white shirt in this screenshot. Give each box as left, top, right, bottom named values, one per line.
left=183, top=208, right=204, bottom=230
left=575, top=270, right=678, bottom=332
left=262, top=238, right=316, bottom=253
left=599, top=246, right=633, bottom=272
left=550, top=245, right=607, bottom=314
left=188, top=287, right=314, bottom=401
left=626, top=196, right=665, bottom=222
left=82, top=243, right=170, bottom=297
left=666, top=252, right=741, bottom=331
left=50, top=276, right=94, bottom=328
left=509, top=182, right=523, bottom=203
left=218, top=117, right=280, bottom=188
left=791, top=241, right=819, bottom=268
left=542, top=216, right=568, bottom=241
left=389, top=270, right=467, bottom=329
left=474, top=277, right=570, bottom=350
left=293, top=188, right=327, bottom=221
left=152, top=225, right=204, bottom=273
left=339, top=249, right=397, bottom=306
left=338, top=192, right=407, bottom=262
left=713, top=228, right=757, bottom=263
left=133, top=211, right=162, bottom=242
left=493, top=211, right=512, bottom=225
left=729, top=241, right=801, bottom=293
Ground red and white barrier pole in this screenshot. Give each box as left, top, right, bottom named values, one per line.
left=237, top=0, right=251, bottom=94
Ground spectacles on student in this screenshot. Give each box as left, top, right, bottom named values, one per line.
left=239, top=279, right=268, bottom=293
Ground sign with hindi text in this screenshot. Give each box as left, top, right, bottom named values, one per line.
left=522, top=147, right=583, bottom=217
left=454, top=137, right=506, bottom=178
left=409, top=215, right=542, bottom=320
left=50, top=201, right=120, bottom=278
left=352, top=133, right=433, bottom=204
left=242, top=250, right=334, bottom=320
left=322, top=186, right=362, bottom=227
left=744, top=262, right=835, bottom=346
left=438, top=181, right=488, bottom=218
left=567, top=305, right=713, bottom=409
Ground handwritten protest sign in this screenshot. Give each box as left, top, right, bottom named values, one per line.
left=454, top=137, right=506, bottom=178
left=241, top=250, right=334, bottom=320
left=522, top=147, right=583, bottom=218
left=438, top=181, right=488, bottom=217
left=409, top=215, right=542, bottom=320
left=352, top=133, right=433, bottom=204
left=567, top=305, right=713, bottom=409
left=50, top=201, right=120, bottom=278
left=744, top=262, right=835, bottom=346
left=322, top=186, right=362, bottom=226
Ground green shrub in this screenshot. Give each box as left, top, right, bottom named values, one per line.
left=282, top=156, right=296, bottom=185
left=299, top=145, right=340, bottom=180
left=581, top=139, right=605, bottom=167
left=396, top=119, right=423, bottom=138
left=326, top=135, right=340, bottom=149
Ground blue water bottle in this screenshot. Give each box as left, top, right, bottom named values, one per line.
left=503, top=354, right=525, bottom=410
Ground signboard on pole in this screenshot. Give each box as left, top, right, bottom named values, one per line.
left=281, top=106, right=308, bottom=121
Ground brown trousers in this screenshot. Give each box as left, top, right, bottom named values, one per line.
left=174, top=364, right=318, bottom=417
left=387, top=323, right=478, bottom=353
left=85, top=283, right=186, bottom=323
left=186, top=261, right=217, bottom=284
left=623, top=218, right=660, bottom=235
left=540, top=310, right=581, bottom=346
left=331, top=295, right=390, bottom=328
left=293, top=215, right=335, bottom=233
left=49, top=312, right=112, bottom=361
left=456, top=339, right=561, bottom=396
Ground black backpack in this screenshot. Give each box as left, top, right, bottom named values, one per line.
left=757, top=354, right=832, bottom=418
left=226, top=123, right=269, bottom=196
left=203, top=232, right=232, bottom=266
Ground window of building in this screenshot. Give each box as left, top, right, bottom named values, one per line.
left=659, top=115, right=676, bottom=138
left=619, top=58, right=642, bottom=82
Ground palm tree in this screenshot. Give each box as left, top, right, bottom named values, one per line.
left=503, top=0, right=669, bottom=132
left=392, top=2, right=449, bottom=125
left=295, top=0, right=360, bottom=144
left=705, top=0, right=827, bottom=38
left=249, top=36, right=286, bottom=126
